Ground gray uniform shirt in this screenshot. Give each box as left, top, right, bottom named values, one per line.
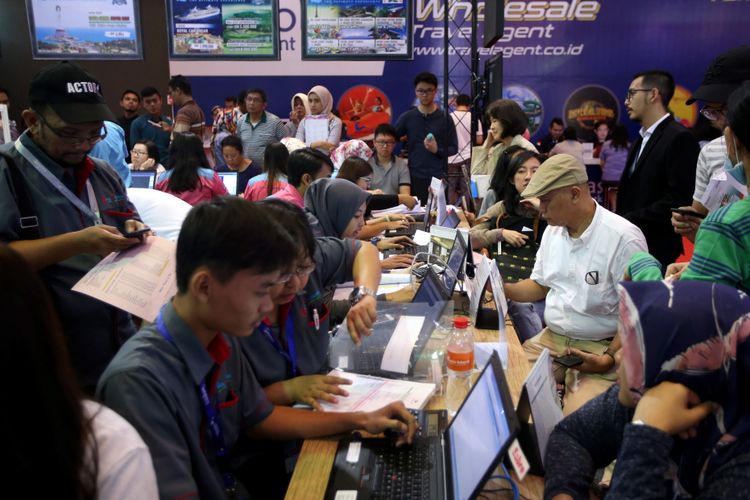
left=97, top=301, right=273, bottom=499
left=241, top=237, right=360, bottom=386
left=0, top=132, right=138, bottom=388
left=368, top=155, right=411, bottom=195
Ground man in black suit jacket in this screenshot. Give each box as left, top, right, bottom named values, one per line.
left=617, top=70, right=700, bottom=268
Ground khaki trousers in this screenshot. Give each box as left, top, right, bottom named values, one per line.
left=523, top=327, right=617, bottom=415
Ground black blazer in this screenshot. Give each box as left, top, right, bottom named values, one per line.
left=616, top=117, right=699, bottom=267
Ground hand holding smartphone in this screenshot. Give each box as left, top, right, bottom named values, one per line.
left=671, top=207, right=706, bottom=219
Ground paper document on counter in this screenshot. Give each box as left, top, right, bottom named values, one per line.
left=72, top=236, right=177, bottom=322
left=380, top=315, right=425, bottom=374
left=320, top=368, right=436, bottom=412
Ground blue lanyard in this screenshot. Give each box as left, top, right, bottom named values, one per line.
left=155, top=310, right=239, bottom=497
left=258, top=313, right=298, bottom=376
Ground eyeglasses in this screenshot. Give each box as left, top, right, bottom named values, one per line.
left=279, top=263, right=316, bottom=283
left=625, top=88, right=652, bottom=100
left=374, top=140, right=395, bottom=146
left=700, top=106, right=725, bottom=121
left=415, top=88, right=436, bottom=95
left=131, top=150, right=147, bottom=156
left=36, top=111, right=107, bottom=146
left=358, top=176, right=372, bottom=186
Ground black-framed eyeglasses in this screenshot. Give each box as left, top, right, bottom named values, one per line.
left=700, top=106, right=725, bottom=121
left=36, top=111, right=107, bottom=146
left=625, top=88, right=652, bottom=100
left=415, top=88, right=436, bottom=95
left=358, top=176, right=373, bottom=186
left=279, top=263, right=316, bottom=283
left=374, top=140, right=395, bottom=146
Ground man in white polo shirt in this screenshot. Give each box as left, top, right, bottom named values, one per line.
left=503, top=154, right=647, bottom=415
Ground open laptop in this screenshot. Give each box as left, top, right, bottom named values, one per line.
left=130, top=171, right=156, bottom=189
left=218, top=171, right=238, bottom=195
left=329, top=268, right=450, bottom=378
left=325, top=351, right=520, bottom=500
left=385, top=190, right=434, bottom=238
left=411, top=230, right=467, bottom=294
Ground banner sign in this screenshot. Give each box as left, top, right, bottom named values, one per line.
left=167, top=0, right=279, bottom=59
left=174, top=0, right=749, bottom=141
left=26, top=0, right=143, bottom=60
left=301, top=0, right=412, bottom=60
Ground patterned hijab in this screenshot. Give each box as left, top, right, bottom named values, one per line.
left=618, top=280, right=750, bottom=496
left=308, top=85, right=334, bottom=117
left=304, top=178, right=371, bottom=238
left=330, top=139, right=372, bottom=171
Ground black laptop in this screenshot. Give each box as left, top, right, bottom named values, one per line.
left=325, top=352, right=520, bottom=500
left=385, top=190, right=434, bottom=238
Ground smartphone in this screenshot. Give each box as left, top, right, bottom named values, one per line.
left=671, top=207, right=706, bottom=219
left=123, top=227, right=150, bottom=239
left=554, top=354, right=584, bottom=368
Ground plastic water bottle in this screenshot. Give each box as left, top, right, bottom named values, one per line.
left=446, top=316, right=474, bottom=416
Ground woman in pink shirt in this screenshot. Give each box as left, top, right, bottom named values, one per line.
left=156, top=133, right=228, bottom=205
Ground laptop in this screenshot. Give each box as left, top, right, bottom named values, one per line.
left=328, top=269, right=450, bottom=378
left=325, top=351, right=520, bottom=500
left=218, top=171, right=238, bottom=195
left=385, top=190, right=434, bottom=238
left=130, top=171, right=156, bottom=189
left=411, top=231, right=467, bottom=295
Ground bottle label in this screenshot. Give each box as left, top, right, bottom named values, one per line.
left=447, top=350, right=474, bottom=372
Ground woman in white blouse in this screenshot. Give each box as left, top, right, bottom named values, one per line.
left=295, top=85, right=343, bottom=155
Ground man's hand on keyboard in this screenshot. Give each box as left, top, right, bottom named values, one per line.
left=361, top=402, right=418, bottom=447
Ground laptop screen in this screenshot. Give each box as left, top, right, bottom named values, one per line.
left=412, top=268, right=449, bottom=305
left=447, top=357, right=512, bottom=500
left=218, top=172, right=238, bottom=195
left=131, top=171, right=156, bottom=189
left=443, top=232, right=467, bottom=294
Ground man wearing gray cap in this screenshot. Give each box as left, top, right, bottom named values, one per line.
left=0, top=61, right=149, bottom=392
left=504, top=154, right=647, bottom=414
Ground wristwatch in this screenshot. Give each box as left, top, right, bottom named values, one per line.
left=349, top=286, right=376, bottom=306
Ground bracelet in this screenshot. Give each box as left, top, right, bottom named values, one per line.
left=603, top=350, right=616, bottom=363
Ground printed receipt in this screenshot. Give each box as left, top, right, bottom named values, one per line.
left=319, top=369, right=435, bottom=412
left=380, top=315, right=425, bottom=374
left=72, top=236, right=177, bottom=322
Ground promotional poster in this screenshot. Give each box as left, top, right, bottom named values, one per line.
left=26, top=0, right=142, bottom=59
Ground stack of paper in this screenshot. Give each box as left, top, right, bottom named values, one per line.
left=319, top=368, right=436, bottom=412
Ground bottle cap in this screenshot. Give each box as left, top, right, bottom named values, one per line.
left=453, top=316, right=469, bottom=329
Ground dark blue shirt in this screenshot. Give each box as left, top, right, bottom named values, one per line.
left=130, top=114, right=171, bottom=165
left=394, top=106, right=458, bottom=179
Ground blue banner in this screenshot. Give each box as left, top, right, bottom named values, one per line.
left=175, top=0, right=750, bottom=140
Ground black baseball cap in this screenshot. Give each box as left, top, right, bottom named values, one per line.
left=28, top=61, right=115, bottom=123
left=687, top=46, right=750, bottom=105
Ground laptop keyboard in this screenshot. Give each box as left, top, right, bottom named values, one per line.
left=371, top=440, right=433, bottom=499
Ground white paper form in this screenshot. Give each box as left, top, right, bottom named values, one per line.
left=523, top=349, right=563, bottom=461
left=303, top=115, right=330, bottom=144
left=72, top=236, right=177, bottom=322
left=380, top=315, right=425, bottom=374
left=701, top=169, right=748, bottom=211
left=319, top=369, right=436, bottom=412
left=431, top=176, right=448, bottom=225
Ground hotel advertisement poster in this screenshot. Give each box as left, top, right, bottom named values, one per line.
left=26, top=0, right=143, bottom=60
left=167, top=0, right=279, bottom=59
left=302, top=0, right=412, bottom=60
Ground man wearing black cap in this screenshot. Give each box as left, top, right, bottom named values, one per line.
left=672, top=46, right=750, bottom=242
left=0, top=61, right=149, bottom=392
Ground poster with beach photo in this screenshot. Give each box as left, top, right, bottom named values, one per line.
left=167, top=0, right=279, bottom=59
left=26, top=0, right=142, bottom=60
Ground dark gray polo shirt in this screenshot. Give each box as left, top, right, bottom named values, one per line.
left=97, top=302, right=273, bottom=499
left=0, top=132, right=138, bottom=388
left=241, top=237, right=360, bottom=386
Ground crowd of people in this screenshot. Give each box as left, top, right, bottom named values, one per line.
left=2, top=44, right=750, bottom=499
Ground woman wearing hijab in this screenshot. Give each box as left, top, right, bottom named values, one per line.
left=545, top=280, right=750, bottom=499
left=287, top=92, right=310, bottom=137
left=295, top=85, right=343, bottom=154
left=304, top=178, right=415, bottom=263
